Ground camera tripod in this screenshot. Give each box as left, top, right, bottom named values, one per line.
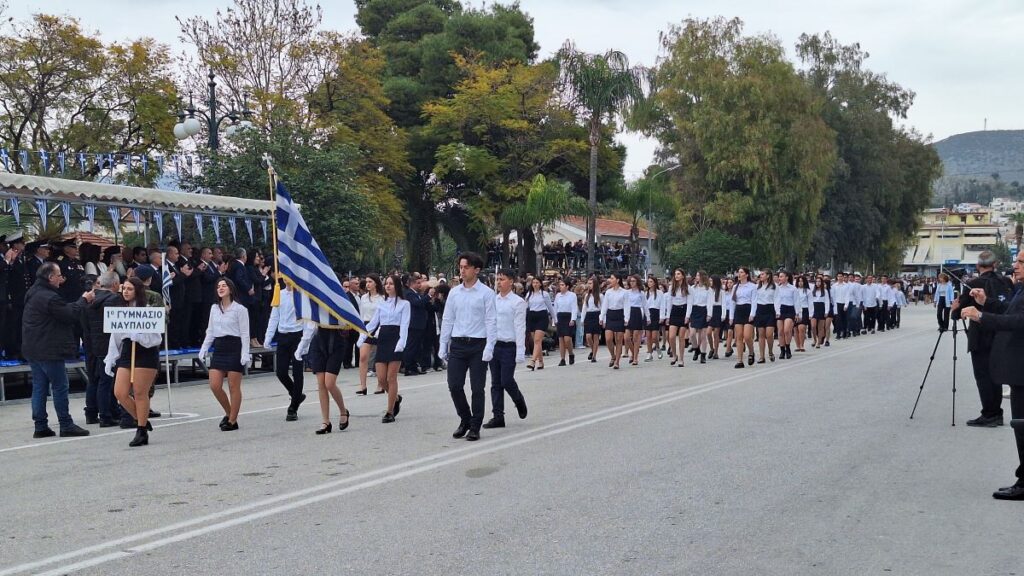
left=909, top=319, right=966, bottom=426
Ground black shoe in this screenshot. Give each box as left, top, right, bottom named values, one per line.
left=33, top=428, right=56, bottom=439
left=393, top=395, right=403, bottom=417
left=588, top=352, right=593, bottom=360
left=339, top=410, right=350, bottom=431
left=85, top=415, right=100, bottom=425
left=769, top=352, right=775, bottom=362
left=219, top=416, right=229, bottom=429
left=967, top=415, right=1003, bottom=427
left=148, top=409, right=161, bottom=418
left=453, top=422, right=470, bottom=439
left=374, top=389, right=386, bottom=394
left=734, top=362, right=744, bottom=369
left=516, top=399, right=528, bottom=419
left=569, top=354, right=575, bottom=365
left=316, top=422, right=332, bottom=435
left=129, top=427, right=149, bottom=447
left=747, top=354, right=754, bottom=366
left=221, top=421, right=239, bottom=431
left=59, top=424, right=90, bottom=437
left=356, top=388, right=368, bottom=396
left=482, top=417, right=505, bottom=429
left=99, top=419, right=118, bottom=428
left=558, top=359, right=566, bottom=367
left=295, top=393, right=307, bottom=408
left=382, top=412, right=395, bottom=423
left=466, top=429, right=480, bottom=441
left=700, top=353, right=706, bottom=364
left=725, top=349, right=734, bottom=357
left=993, top=483, right=1024, bottom=500
left=286, top=409, right=298, bottom=422
left=693, top=349, right=700, bottom=361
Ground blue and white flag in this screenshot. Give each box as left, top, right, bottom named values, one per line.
left=142, top=155, right=148, bottom=175
left=161, top=253, right=172, bottom=308
left=244, top=218, right=254, bottom=243
left=194, top=213, right=204, bottom=239
left=57, top=152, right=66, bottom=174
left=10, top=197, right=20, bottom=225
left=0, top=149, right=9, bottom=171
left=107, top=207, right=120, bottom=231
left=260, top=219, right=268, bottom=244
left=39, top=150, right=49, bottom=174
left=20, top=151, right=29, bottom=172
left=60, top=202, right=71, bottom=230
left=131, top=208, right=142, bottom=234
left=34, top=199, right=47, bottom=226
left=157, top=155, right=164, bottom=173
left=211, top=215, right=221, bottom=244
left=274, top=181, right=365, bottom=332
left=78, top=153, right=87, bottom=175
left=228, top=217, right=237, bottom=243
left=173, top=212, right=183, bottom=241
left=154, top=210, right=164, bottom=240
left=85, top=204, right=95, bottom=232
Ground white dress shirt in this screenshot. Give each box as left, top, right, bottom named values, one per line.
left=264, top=287, right=315, bottom=345
left=358, top=297, right=410, bottom=351
left=863, top=283, right=879, bottom=307
left=795, top=287, right=810, bottom=311
left=709, top=287, right=726, bottom=309
left=103, top=322, right=163, bottom=375
left=755, top=285, right=776, bottom=306
left=626, top=288, right=648, bottom=324
left=599, top=287, right=628, bottom=324
left=526, top=290, right=555, bottom=317
left=774, top=283, right=797, bottom=315
left=689, top=285, right=710, bottom=308
left=439, top=280, right=498, bottom=361
left=495, top=290, right=527, bottom=362
left=583, top=293, right=600, bottom=313
left=667, top=285, right=689, bottom=307
left=199, top=301, right=251, bottom=364
left=553, top=291, right=579, bottom=322
left=359, top=293, right=384, bottom=324
left=732, top=282, right=756, bottom=306
left=645, top=290, right=663, bottom=312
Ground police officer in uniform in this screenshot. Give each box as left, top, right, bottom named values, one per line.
left=56, top=240, right=87, bottom=303
left=952, top=250, right=1013, bottom=427
left=5, top=232, right=28, bottom=359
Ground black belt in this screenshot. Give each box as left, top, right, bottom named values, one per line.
left=452, top=337, right=486, bottom=344
left=495, top=341, right=516, bottom=348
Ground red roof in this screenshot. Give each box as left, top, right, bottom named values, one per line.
left=60, top=231, right=116, bottom=248
left=564, top=217, right=656, bottom=240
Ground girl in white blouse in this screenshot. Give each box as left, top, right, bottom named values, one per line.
left=793, top=274, right=811, bottom=353
left=198, top=278, right=251, bottom=431
left=357, top=274, right=385, bottom=395
left=583, top=277, right=602, bottom=363
left=553, top=279, right=579, bottom=366
left=707, top=275, right=726, bottom=361
left=666, top=269, right=689, bottom=367
left=600, top=273, right=628, bottom=369
left=358, top=274, right=410, bottom=423
left=624, top=275, right=648, bottom=366
left=731, top=267, right=757, bottom=368
left=524, top=277, right=554, bottom=370
left=774, top=271, right=797, bottom=360
left=754, top=271, right=777, bottom=363
left=644, top=276, right=664, bottom=362
left=687, top=271, right=711, bottom=364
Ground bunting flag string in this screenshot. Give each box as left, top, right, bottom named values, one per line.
left=211, top=215, right=221, bottom=244
left=34, top=199, right=47, bottom=227
left=78, top=152, right=87, bottom=175
left=0, top=148, right=9, bottom=171
left=60, top=201, right=71, bottom=231
left=130, top=208, right=142, bottom=234
left=20, top=151, right=29, bottom=171
left=85, top=204, right=95, bottom=233
left=194, top=213, right=204, bottom=240
left=39, top=150, right=50, bottom=174
left=142, top=155, right=148, bottom=175
left=107, top=206, right=121, bottom=232
left=57, top=152, right=66, bottom=174
left=9, top=197, right=19, bottom=225
left=0, top=148, right=192, bottom=177
left=244, top=218, right=254, bottom=243
left=227, top=217, right=237, bottom=243
left=173, top=212, right=183, bottom=241
left=153, top=210, right=164, bottom=241
left=260, top=219, right=268, bottom=244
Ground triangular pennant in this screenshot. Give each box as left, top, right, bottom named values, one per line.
left=153, top=210, right=164, bottom=241
left=60, top=201, right=71, bottom=230
left=10, top=197, right=20, bottom=225
left=245, top=218, right=254, bottom=243
left=228, top=217, right=237, bottom=243
left=194, top=213, right=204, bottom=240
left=173, top=212, right=183, bottom=241
left=85, top=205, right=95, bottom=233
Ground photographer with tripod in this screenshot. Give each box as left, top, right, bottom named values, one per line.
left=951, top=251, right=1013, bottom=428
left=959, top=253, right=1024, bottom=501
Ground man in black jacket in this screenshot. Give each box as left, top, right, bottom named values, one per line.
left=24, top=262, right=95, bottom=438
left=81, top=272, right=122, bottom=426
left=961, top=253, right=1024, bottom=500
left=181, top=242, right=205, bottom=346
left=403, top=273, right=428, bottom=376
left=193, top=246, right=220, bottom=344
left=165, top=245, right=193, bottom=349
left=4, top=233, right=28, bottom=359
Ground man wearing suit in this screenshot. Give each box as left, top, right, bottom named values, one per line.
left=165, top=244, right=193, bottom=349
left=960, top=253, right=1024, bottom=500
left=5, top=233, right=28, bottom=359
left=193, top=247, right=220, bottom=343
left=227, top=248, right=254, bottom=307
left=952, top=251, right=1013, bottom=427
left=403, top=273, right=428, bottom=376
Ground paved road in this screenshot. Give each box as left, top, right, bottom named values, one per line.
left=0, top=306, right=1020, bottom=576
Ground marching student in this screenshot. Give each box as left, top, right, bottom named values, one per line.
left=263, top=280, right=311, bottom=420
left=104, top=277, right=162, bottom=447
left=484, top=269, right=528, bottom=430
left=707, top=275, right=726, bottom=360
left=722, top=277, right=736, bottom=358
left=553, top=278, right=579, bottom=366
left=524, top=277, right=554, bottom=370
left=833, top=273, right=848, bottom=339
left=794, top=275, right=811, bottom=353
left=810, top=276, right=830, bottom=348
left=583, top=276, right=602, bottom=363
left=935, top=272, right=954, bottom=332
left=356, top=274, right=385, bottom=395
left=357, top=274, right=410, bottom=423
left=878, top=275, right=891, bottom=332
left=666, top=268, right=689, bottom=367
left=754, top=270, right=777, bottom=363
left=644, top=276, right=664, bottom=361
left=892, top=280, right=907, bottom=329
left=624, top=275, right=648, bottom=366
left=732, top=268, right=757, bottom=368
left=687, top=271, right=710, bottom=364
left=847, top=274, right=864, bottom=337
left=198, top=277, right=251, bottom=431
left=823, top=276, right=834, bottom=346
left=774, top=271, right=797, bottom=359
left=304, top=324, right=352, bottom=434
left=863, top=276, right=879, bottom=334
left=600, top=273, right=628, bottom=370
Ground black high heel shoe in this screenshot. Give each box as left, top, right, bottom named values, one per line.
left=356, top=388, right=368, bottom=396
left=747, top=354, right=755, bottom=366
left=316, top=422, right=333, bottom=435
left=338, top=410, right=350, bottom=431
left=393, top=395, right=403, bottom=417
left=382, top=412, right=395, bottom=423
left=129, top=427, right=148, bottom=447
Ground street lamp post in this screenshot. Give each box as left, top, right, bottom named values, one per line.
left=173, top=70, right=254, bottom=150
left=646, top=163, right=681, bottom=276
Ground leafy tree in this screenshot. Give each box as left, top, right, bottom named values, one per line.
left=611, top=174, right=676, bottom=258
left=643, top=18, right=836, bottom=266
left=501, top=175, right=588, bottom=275
left=556, top=41, right=645, bottom=274
left=663, top=229, right=750, bottom=276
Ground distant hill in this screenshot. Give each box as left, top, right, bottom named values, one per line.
left=933, top=130, right=1024, bottom=183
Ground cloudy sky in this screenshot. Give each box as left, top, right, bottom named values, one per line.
left=10, top=0, right=1024, bottom=177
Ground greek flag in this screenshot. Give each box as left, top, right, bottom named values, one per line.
left=274, top=181, right=365, bottom=332
left=161, top=253, right=172, bottom=308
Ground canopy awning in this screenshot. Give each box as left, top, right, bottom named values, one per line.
left=0, top=172, right=273, bottom=216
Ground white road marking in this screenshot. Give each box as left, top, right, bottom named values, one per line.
left=0, top=330, right=919, bottom=576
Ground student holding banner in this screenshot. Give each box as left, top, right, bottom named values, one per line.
left=104, top=277, right=163, bottom=447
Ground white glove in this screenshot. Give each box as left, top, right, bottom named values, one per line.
left=515, top=355, right=526, bottom=364
left=439, top=350, right=448, bottom=363
left=294, top=344, right=309, bottom=361
left=198, top=349, right=210, bottom=366
left=395, top=345, right=405, bottom=354
left=241, top=354, right=251, bottom=368
left=104, top=359, right=116, bottom=377
left=482, top=352, right=493, bottom=363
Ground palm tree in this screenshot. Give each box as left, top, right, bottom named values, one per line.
left=556, top=41, right=645, bottom=275
left=1010, top=212, right=1024, bottom=253
left=501, top=175, right=588, bottom=275
left=615, top=175, right=675, bottom=270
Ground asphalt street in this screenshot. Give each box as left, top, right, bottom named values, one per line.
left=0, top=305, right=1020, bottom=576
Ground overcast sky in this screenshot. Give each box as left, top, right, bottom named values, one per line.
left=11, top=0, right=1024, bottom=177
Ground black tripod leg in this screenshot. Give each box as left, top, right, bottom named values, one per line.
left=951, top=325, right=959, bottom=427
left=911, top=330, right=945, bottom=419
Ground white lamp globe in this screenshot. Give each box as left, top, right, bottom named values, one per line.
left=183, top=116, right=202, bottom=136
left=173, top=123, right=188, bottom=140
left=224, top=124, right=237, bottom=138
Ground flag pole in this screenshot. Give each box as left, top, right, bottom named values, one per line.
left=163, top=254, right=174, bottom=417
left=264, top=154, right=282, bottom=307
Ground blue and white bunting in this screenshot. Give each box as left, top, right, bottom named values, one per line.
left=194, top=213, right=204, bottom=239
left=85, top=204, right=95, bottom=233
left=228, top=217, right=237, bottom=243
left=34, top=199, right=47, bottom=226
left=260, top=219, right=268, bottom=244
left=107, top=206, right=121, bottom=232
left=20, top=151, right=29, bottom=172
left=173, top=212, right=182, bottom=241
left=142, top=155, right=148, bottom=175
left=244, top=218, right=254, bottom=243
left=9, top=197, right=19, bottom=225
left=153, top=210, right=164, bottom=240
left=57, top=152, right=65, bottom=174
left=131, top=208, right=142, bottom=234
left=60, top=202, right=71, bottom=230
left=78, top=153, right=87, bottom=175
left=0, top=149, right=9, bottom=171
left=211, top=215, right=221, bottom=243
left=39, top=150, right=49, bottom=173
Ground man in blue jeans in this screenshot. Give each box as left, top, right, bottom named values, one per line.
left=23, top=262, right=95, bottom=438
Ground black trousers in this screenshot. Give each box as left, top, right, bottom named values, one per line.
left=937, top=303, right=950, bottom=331
left=878, top=303, right=888, bottom=331
left=189, top=302, right=208, bottom=347
left=274, top=331, right=305, bottom=405
left=342, top=329, right=357, bottom=369
left=864, top=306, right=878, bottom=331
left=892, top=306, right=901, bottom=328
left=447, top=338, right=488, bottom=430
left=489, top=342, right=525, bottom=418
left=404, top=328, right=425, bottom=372
left=1012, top=387, right=1024, bottom=482
left=835, top=304, right=846, bottom=337
left=970, top=349, right=1002, bottom=418
left=169, top=304, right=190, bottom=349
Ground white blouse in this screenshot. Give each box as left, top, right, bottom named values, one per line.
left=667, top=285, right=689, bottom=307
left=199, top=301, right=251, bottom=363
left=732, top=282, right=756, bottom=306
left=553, top=291, right=579, bottom=322
left=359, top=293, right=384, bottom=324
left=599, top=287, right=628, bottom=324
left=583, top=293, right=601, bottom=313
left=689, top=285, right=710, bottom=308
left=755, top=285, right=776, bottom=307
left=359, top=297, right=411, bottom=351
left=526, top=291, right=555, bottom=316
left=103, top=326, right=163, bottom=375
left=774, top=284, right=797, bottom=315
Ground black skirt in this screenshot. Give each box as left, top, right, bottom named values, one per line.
left=115, top=338, right=160, bottom=370
left=669, top=304, right=687, bottom=327
left=812, top=302, right=826, bottom=320
left=689, top=305, right=708, bottom=329
left=375, top=325, right=402, bottom=364
left=527, top=310, right=549, bottom=333
left=605, top=309, right=626, bottom=333
left=734, top=303, right=752, bottom=326
left=583, top=311, right=602, bottom=335
left=210, top=336, right=244, bottom=373
left=310, top=328, right=347, bottom=374
left=800, top=309, right=811, bottom=325
left=753, top=304, right=775, bottom=328
left=779, top=305, right=797, bottom=320
left=626, top=306, right=645, bottom=331
left=556, top=312, right=575, bottom=338
left=646, top=308, right=661, bottom=331
left=709, top=305, right=723, bottom=329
